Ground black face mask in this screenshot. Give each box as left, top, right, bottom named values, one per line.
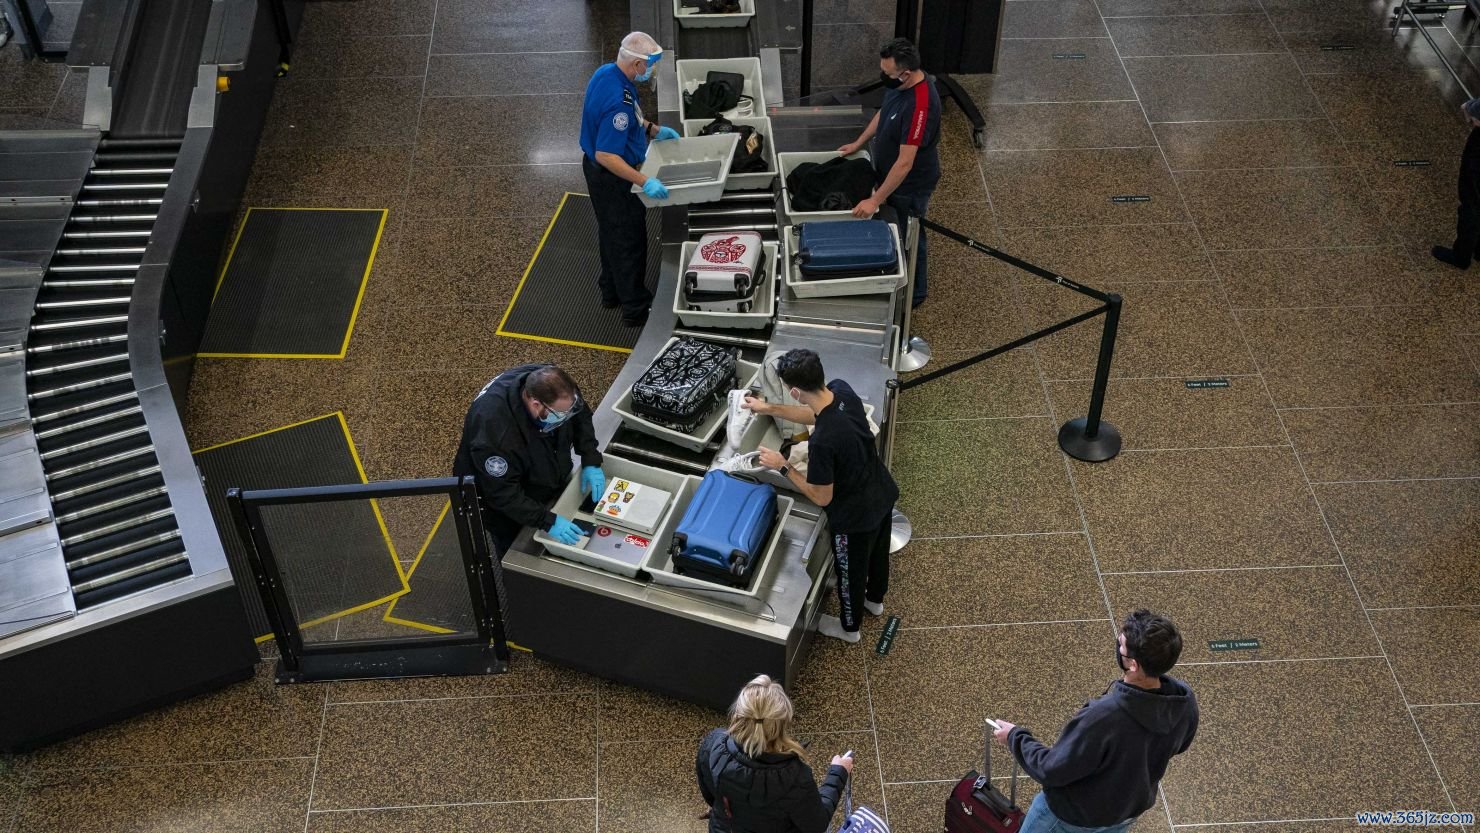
left=1116, top=644, right=1130, bottom=673
left=880, top=70, right=905, bottom=89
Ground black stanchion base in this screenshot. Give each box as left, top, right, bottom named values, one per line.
left=1058, top=418, right=1122, bottom=462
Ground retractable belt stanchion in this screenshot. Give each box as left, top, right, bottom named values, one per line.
left=882, top=377, right=912, bottom=552
left=894, top=215, right=932, bottom=372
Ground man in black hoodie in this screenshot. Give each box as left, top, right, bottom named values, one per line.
left=990, top=610, right=1198, bottom=833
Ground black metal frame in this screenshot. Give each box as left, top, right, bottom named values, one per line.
left=8, top=0, right=69, bottom=61
left=893, top=218, right=1124, bottom=462
left=798, top=0, right=988, bottom=148
left=227, top=476, right=511, bottom=683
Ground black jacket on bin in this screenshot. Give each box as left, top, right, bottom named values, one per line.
left=1009, top=677, right=1198, bottom=827
left=453, top=364, right=601, bottom=533
left=695, top=728, right=848, bottom=833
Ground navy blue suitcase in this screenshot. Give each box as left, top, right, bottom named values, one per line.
left=670, top=471, right=777, bottom=587
left=795, top=220, right=898, bottom=280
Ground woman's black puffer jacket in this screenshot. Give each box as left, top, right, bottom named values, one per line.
left=695, top=728, right=849, bottom=833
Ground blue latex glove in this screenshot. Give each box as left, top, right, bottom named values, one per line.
left=581, top=466, right=607, bottom=503
left=653, top=126, right=680, bottom=141
left=548, top=515, right=583, bottom=545
left=642, top=177, right=669, bottom=200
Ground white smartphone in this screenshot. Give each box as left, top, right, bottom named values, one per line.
left=843, top=749, right=855, bottom=758
left=985, top=718, right=1002, bottom=731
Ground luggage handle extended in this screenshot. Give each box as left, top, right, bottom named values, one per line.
left=980, top=718, right=1020, bottom=807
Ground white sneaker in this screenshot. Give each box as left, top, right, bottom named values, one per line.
left=817, top=615, right=861, bottom=643
left=721, top=450, right=765, bottom=475
left=726, top=389, right=755, bottom=447
left=864, top=600, right=884, bottom=617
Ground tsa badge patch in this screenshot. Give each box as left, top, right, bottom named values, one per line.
left=484, top=456, right=509, bottom=477
left=612, top=111, right=630, bottom=131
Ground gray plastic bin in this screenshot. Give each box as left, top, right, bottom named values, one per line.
left=778, top=149, right=871, bottom=225
left=672, top=239, right=777, bottom=330
left=680, top=116, right=778, bottom=191
left=632, top=134, right=740, bottom=207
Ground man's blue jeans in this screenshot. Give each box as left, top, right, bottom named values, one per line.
left=885, top=190, right=932, bottom=307
left=1020, top=793, right=1136, bottom=833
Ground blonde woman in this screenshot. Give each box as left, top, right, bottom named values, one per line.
left=696, top=674, right=854, bottom=832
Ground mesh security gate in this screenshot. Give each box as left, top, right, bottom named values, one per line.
left=228, top=477, right=510, bottom=683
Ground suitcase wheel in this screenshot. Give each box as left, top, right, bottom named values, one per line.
left=729, top=554, right=748, bottom=576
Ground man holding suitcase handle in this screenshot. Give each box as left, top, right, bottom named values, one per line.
left=985, top=610, right=1199, bottom=833
left=744, top=349, right=899, bottom=643
left=454, top=364, right=608, bottom=558
left=837, top=37, right=943, bottom=309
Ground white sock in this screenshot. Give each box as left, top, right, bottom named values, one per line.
left=864, top=600, right=884, bottom=617
left=818, top=615, right=861, bottom=643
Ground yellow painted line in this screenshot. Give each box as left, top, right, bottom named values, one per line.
left=196, top=410, right=408, bottom=640
left=191, top=411, right=341, bottom=455
left=496, top=192, right=569, bottom=336
left=493, top=328, right=635, bottom=355
left=381, top=500, right=458, bottom=634
left=494, top=191, right=637, bottom=354
left=205, top=207, right=388, bottom=361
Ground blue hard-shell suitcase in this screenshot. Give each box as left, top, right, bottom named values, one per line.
left=671, top=471, right=777, bottom=587
left=795, top=220, right=898, bottom=279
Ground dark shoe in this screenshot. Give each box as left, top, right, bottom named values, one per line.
left=621, top=308, right=649, bottom=327
left=1432, top=246, right=1471, bottom=269
left=911, top=296, right=927, bottom=310
left=601, top=298, right=620, bottom=310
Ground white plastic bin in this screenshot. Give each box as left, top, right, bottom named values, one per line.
left=612, top=339, right=762, bottom=452
left=782, top=222, right=906, bottom=299
left=643, top=491, right=796, bottom=609
left=632, top=133, right=739, bottom=207
left=672, top=239, right=777, bottom=330
left=676, top=57, right=766, bottom=122
left=681, top=116, right=778, bottom=191
left=673, top=0, right=755, bottom=27
left=532, top=457, right=693, bottom=578
left=778, top=150, right=871, bottom=224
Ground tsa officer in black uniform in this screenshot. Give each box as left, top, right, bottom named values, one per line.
left=580, top=31, right=678, bottom=327
left=1433, top=97, right=1480, bottom=269
left=454, top=364, right=608, bottom=557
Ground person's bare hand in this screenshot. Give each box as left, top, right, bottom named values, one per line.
left=742, top=393, right=770, bottom=414
left=990, top=718, right=1016, bottom=746
left=831, top=754, right=855, bottom=774
left=756, top=446, right=787, bottom=470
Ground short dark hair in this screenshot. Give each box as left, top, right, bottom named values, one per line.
left=774, top=349, right=826, bottom=393
left=526, top=365, right=578, bottom=403
left=1121, top=609, right=1182, bottom=677
left=880, top=37, right=922, bottom=72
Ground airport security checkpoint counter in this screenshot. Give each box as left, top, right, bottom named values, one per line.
left=498, top=249, right=900, bottom=712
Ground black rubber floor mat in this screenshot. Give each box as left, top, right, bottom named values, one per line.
left=193, top=412, right=407, bottom=641
left=199, top=207, right=386, bottom=358
left=383, top=501, right=479, bottom=636
left=497, top=193, right=660, bottom=353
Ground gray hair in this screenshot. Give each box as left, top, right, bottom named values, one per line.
left=618, top=31, right=661, bottom=63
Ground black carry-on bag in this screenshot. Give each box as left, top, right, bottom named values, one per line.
left=629, top=337, right=738, bottom=434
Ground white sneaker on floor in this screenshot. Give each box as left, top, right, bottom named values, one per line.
left=726, top=389, right=755, bottom=447
left=864, top=600, right=884, bottom=617
left=817, top=615, right=861, bottom=643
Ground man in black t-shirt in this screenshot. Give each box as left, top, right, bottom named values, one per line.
left=838, top=37, right=942, bottom=308
left=744, top=349, right=900, bottom=643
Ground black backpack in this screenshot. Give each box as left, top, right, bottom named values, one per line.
left=685, top=72, right=752, bottom=119
left=699, top=117, right=768, bottom=173
left=785, top=157, right=875, bottom=211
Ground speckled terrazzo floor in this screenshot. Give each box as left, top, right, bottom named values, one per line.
left=3, top=0, right=1479, bottom=830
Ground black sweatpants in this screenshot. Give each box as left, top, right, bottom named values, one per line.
left=480, top=505, right=524, bottom=560
left=1452, top=200, right=1480, bottom=266
left=832, top=510, right=893, bottom=632
left=582, top=155, right=653, bottom=319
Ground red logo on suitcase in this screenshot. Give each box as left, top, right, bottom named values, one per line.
left=700, top=235, right=747, bottom=264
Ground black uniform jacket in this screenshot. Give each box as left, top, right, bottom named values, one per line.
left=453, top=365, right=602, bottom=531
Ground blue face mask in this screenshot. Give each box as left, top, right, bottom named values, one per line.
left=625, top=47, right=662, bottom=83
left=536, top=393, right=582, bottom=430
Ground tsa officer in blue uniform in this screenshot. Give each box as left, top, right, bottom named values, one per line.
left=580, top=31, right=678, bottom=328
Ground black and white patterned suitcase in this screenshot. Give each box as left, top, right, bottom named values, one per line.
left=629, top=338, right=738, bottom=434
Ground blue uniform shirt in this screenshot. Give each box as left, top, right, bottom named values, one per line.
left=580, top=63, right=648, bottom=168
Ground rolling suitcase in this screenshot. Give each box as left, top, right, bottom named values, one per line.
left=945, top=720, right=1025, bottom=833
left=685, top=232, right=764, bottom=297
left=795, top=221, right=897, bottom=280
left=670, top=470, right=777, bottom=587
left=630, top=338, right=738, bottom=434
